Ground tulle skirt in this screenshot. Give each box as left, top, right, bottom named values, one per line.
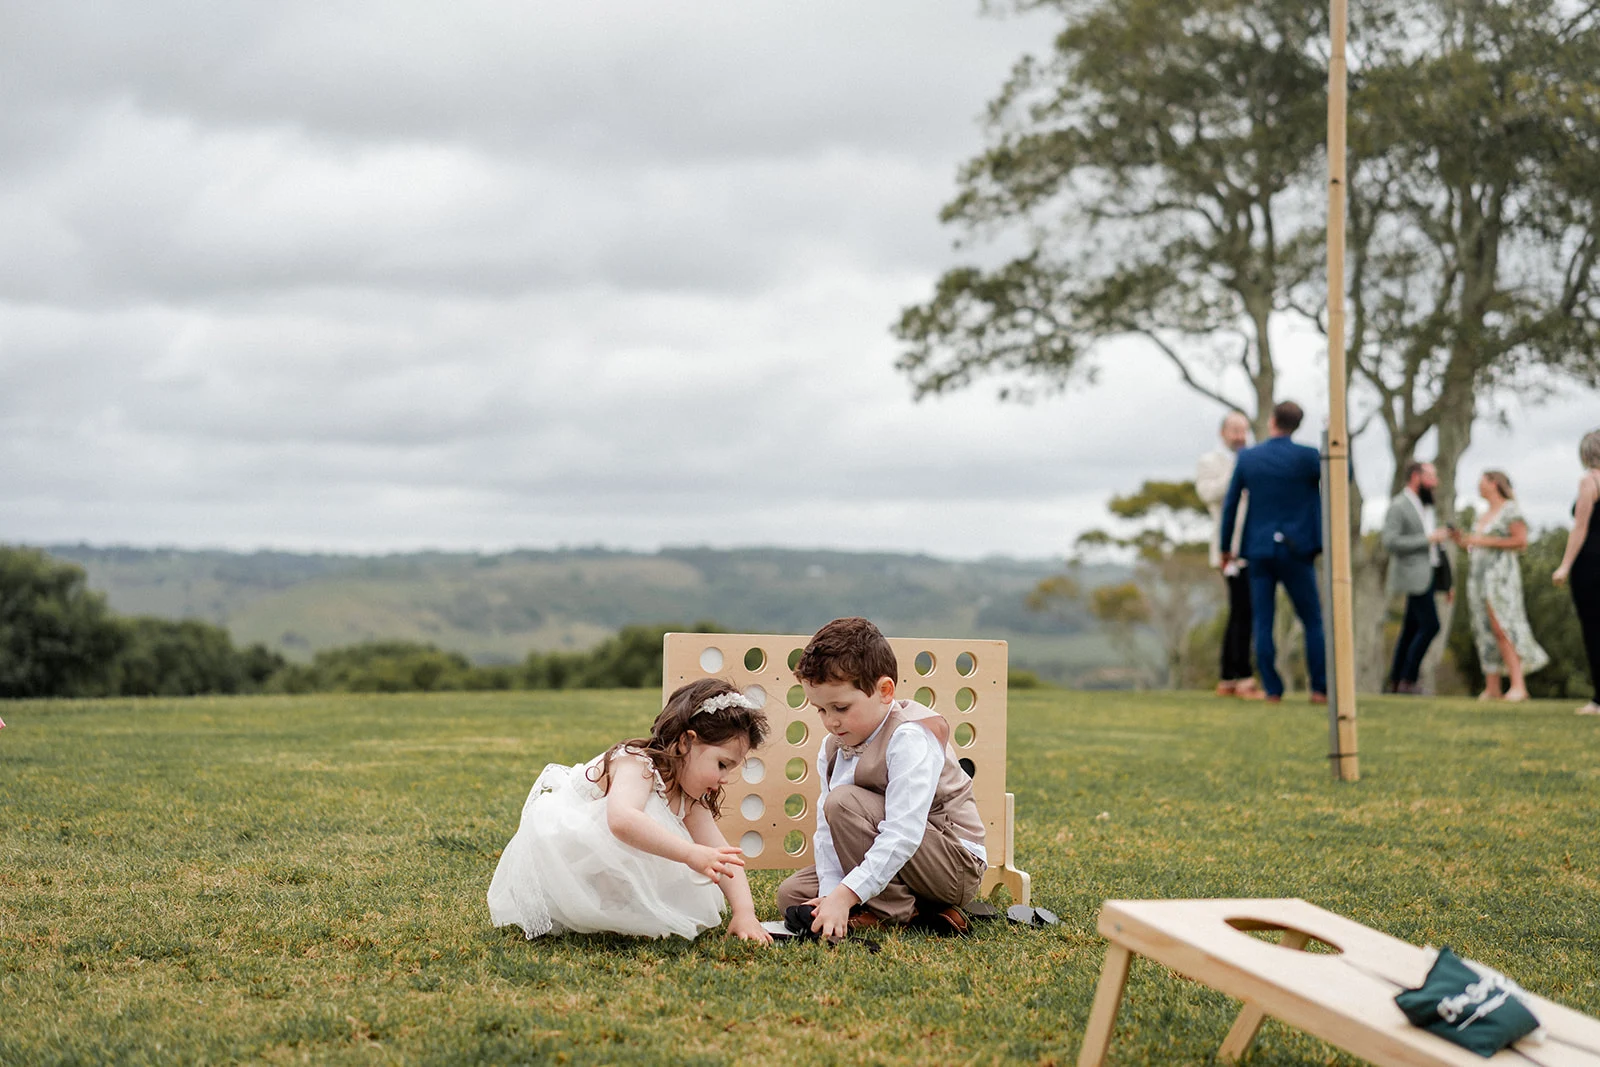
left=487, top=754, right=724, bottom=940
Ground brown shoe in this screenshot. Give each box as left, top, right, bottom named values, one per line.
left=1263, top=694, right=1282, bottom=704
left=1310, top=692, right=1328, bottom=705
left=919, top=905, right=972, bottom=937
left=847, top=908, right=885, bottom=932
left=1215, top=680, right=1238, bottom=697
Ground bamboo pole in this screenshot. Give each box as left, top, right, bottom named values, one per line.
left=1326, top=0, right=1359, bottom=781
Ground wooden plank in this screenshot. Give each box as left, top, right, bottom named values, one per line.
left=1076, top=944, right=1132, bottom=1067
left=1094, top=899, right=1600, bottom=1067
left=1218, top=929, right=1310, bottom=1063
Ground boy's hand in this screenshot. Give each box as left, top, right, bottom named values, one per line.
left=684, top=843, right=745, bottom=881
left=812, top=886, right=859, bottom=939
left=726, top=913, right=772, bottom=944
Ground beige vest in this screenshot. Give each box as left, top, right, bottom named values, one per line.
left=824, top=701, right=986, bottom=849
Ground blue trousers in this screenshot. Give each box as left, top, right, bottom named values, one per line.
left=1248, top=555, right=1327, bottom=697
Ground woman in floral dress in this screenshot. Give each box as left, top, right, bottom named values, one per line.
left=1456, top=470, right=1548, bottom=702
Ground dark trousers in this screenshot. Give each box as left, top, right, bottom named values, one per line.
left=1572, top=556, right=1600, bottom=701
left=1221, top=569, right=1254, bottom=681
left=1387, top=592, right=1441, bottom=687
left=1248, top=555, right=1327, bottom=697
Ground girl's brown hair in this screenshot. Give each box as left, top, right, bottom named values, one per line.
left=1483, top=469, right=1515, bottom=501
left=592, top=677, right=769, bottom=818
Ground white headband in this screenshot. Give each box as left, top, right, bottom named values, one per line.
left=694, top=691, right=758, bottom=718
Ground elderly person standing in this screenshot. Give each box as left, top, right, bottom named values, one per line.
left=1197, top=411, right=1259, bottom=697
left=1552, top=429, right=1600, bottom=715
left=1456, top=470, right=1548, bottom=702
left=1382, top=461, right=1454, bottom=693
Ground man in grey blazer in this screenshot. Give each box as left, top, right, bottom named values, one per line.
left=1383, top=461, right=1452, bottom=693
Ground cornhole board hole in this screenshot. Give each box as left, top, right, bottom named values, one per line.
left=662, top=632, right=1030, bottom=905
left=1078, top=898, right=1600, bottom=1067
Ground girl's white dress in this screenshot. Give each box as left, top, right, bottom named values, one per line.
left=487, top=748, right=725, bottom=940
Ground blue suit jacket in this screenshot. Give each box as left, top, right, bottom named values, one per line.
left=1219, top=436, right=1323, bottom=562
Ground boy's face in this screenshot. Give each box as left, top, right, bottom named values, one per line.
left=802, top=676, right=894, bottom=749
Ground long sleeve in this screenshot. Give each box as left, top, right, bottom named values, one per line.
left=1219, top=461, right=1246, bottom=558
left=1195, top=450, right=1232, bottom=507
left=812, top=743, right=843, bottom=897
left=838, top=725, right=941, bottom=904
left=1382, top=501, right=1429, bottom=554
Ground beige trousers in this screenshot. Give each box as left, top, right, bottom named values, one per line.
left=775, top=784, right=985, bottom=923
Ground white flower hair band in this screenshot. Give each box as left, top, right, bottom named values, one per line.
left=693, top=691, right=758, bottom=718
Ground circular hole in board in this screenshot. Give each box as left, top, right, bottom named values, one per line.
left=741, top=757, right=766, bottom=784
left=785, top=720, right=809, bottom=746
left=956, top=652, right=977, bottom=677
left=914, top=687, right=935, bottom=708
left=787, top=685, right=806, bottom=709
left=913, top=651, right=936, bottom=676
left=954, top=722, right=976, bottom=748
left=739, top=794, right=765, bottom=820
left=740, top=831, right=765, bottom=858
left=958, top=757, right=976, bottom=780
left=955, top=687, right=976, bottom=713
left=700, top=647, right=724, bottom=673
left=784, top=757, right=809, bottom=783
left=782, top=830, right=806, bottom=856
left=787, top=648, right=804, bottom=671
left=742, top=685, right=767, bottom=709
left=743, top=647, right=766, bottom=672
left=784, top=794, right=807, bottom=819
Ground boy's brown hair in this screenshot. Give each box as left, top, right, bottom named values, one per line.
left=794, top=616, right=898, bottom=695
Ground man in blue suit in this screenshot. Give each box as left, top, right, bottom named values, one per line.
left=1219, top=400, right=1327, bottom=703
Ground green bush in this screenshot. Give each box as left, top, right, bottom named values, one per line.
left=524, top=621, right=723, bottom=689
left=113, top=618, right=285, bottom=697
left=0, top=546, right=126, bottom=698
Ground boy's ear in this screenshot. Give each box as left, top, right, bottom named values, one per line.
left=875, top=676, right=896, bottom=702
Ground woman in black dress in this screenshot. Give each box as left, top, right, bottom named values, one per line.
left=1553, top=429, right=1600, bottom=715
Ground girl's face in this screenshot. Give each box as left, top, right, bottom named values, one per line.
left=1479, top=474, right=1495, bottom=501
left=676, top=734, right=751, bottom=800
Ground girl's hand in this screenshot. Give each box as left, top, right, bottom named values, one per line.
left=726, top=913, right=772, bottom=944
left=685, top=843, right=745, bottom=881
left=1554, top=566, right=1570, bottom=587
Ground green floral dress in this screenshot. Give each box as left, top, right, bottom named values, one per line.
left=1467, top=502, right=1549, bottom=676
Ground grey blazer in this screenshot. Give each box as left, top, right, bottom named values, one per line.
left=1382, top=492, right=1433, bottom=597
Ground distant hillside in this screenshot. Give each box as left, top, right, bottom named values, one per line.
left=41, top=544, right=1132, bottom=685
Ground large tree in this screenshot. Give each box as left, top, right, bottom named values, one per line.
left=895, top=0, right=1331, bottom=438
left=1341, top=0, right=1600, bottom=517
left=0, top=546, right=125, bottom=698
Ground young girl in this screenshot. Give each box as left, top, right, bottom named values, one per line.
left=487, top=678, right=772, bottom=942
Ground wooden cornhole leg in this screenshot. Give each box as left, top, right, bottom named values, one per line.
left=1217, top=929, right=1311, bottom=1064
left=1076, top=944, right=1132, bottom=1067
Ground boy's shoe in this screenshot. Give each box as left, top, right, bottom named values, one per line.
left=912, top=905, right=972, bottom=937
left=847, top=907, right=885, bottom=932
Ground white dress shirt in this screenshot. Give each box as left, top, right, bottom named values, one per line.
left=813, top=717, right=987, bottom=903
left=1404, top=487, right=1439, bottom=566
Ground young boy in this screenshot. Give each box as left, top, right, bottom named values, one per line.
left=776, top=617, right=986, bottom=936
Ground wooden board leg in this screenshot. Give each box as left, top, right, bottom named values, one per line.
left=1077, top=944, right=1133, bottom=1067
left=1217, top=929, right=1312, bottom=1063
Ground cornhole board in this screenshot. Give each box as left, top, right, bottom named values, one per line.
left=662, top=632, right=1030, bottom=905
left=1079, top=898, right=1600, bottom=1067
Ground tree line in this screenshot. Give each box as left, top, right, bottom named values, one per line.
left=0, top=546, right=721, bottom=699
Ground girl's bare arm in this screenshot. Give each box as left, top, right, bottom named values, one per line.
left=604, top=756, right=744, bottom=880
left=684, top=803, right=770, bottom=944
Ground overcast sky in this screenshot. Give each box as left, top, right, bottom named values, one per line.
left=3, top=1, right=1595, bottom=561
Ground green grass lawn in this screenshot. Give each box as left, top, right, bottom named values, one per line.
left=2, top=689, right=1596, bottom=1066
